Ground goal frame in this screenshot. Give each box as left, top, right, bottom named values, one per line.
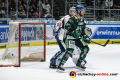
left=0, top=22, right=46, bottom=67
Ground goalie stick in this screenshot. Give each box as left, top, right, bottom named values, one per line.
left=45, top=17, right=56, bottom=33
left=45, top=17, right=110, bottom=47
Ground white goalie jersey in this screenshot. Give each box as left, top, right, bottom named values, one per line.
left=54, top=15, right=70, bottom=41
left=55, top=15, right=70, bottom=32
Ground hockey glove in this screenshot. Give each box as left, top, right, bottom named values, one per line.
left=73, top=30, right=80, bottom=39
left=83, top=35, right=91, bottom=43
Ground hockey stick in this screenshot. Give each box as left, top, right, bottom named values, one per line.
left=45, top=17, right=56, bottom=33
left=90, top=39, right=110, bottom=47
left=45, top=17, right=110, bottom=47
left=80, top=37, right=110, bottom=47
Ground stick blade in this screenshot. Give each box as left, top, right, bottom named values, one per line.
left=104, top=39, right=110, bottom=47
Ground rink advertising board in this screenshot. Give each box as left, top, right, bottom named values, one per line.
left=0, top=24, right=56, bottom=49
left=0, top=24, right=120, bottom=49
left=0, top=27, right=9, bottom=43
left=86, top=24, right=120, bottom=44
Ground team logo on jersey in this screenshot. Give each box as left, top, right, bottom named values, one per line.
left=78, top=22, right=83, bottom=25
left=69, top=20, right=73, bottom=22
left=75, top=16, right=78, bottom=19
left=56, top=23, right=61, bottom=27
left=69, top=71, right=77, bottom=78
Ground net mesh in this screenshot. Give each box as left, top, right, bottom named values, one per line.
left=0, top=22, right=45, bottom=66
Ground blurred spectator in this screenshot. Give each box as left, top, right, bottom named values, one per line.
left=53, top=6, right=60, bottom=20
left=36, top=1, right=42, bottom=12
left=42, top=0, right=52, bottom=17
left=101, top=2, right=106, bottom=9
left=34, top=8, right=43, bottom=18
left=105, top=0, right=113, bottom=8
left=0, top=4, right=6, bottom=18
left=1, top=8, right=6, bottom=17
left=1, top=2, right=6, bottom=10
left=18, top=0, right=22, bottom=9
left=18, top=5, right=27, bottom=18
left=9, top=7, right=16, bottom=19
left=22, top=0, right=27, bottom=12
left=111, top=4, right=118, bottom=18
left=0, top=2, right=6, bottom=17
left=29, top=3, right=36, bottom=17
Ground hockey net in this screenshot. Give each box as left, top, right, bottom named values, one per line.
left=0, top=22, right=46, bottom=67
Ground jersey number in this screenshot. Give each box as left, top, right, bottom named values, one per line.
left=57, top=23, right=61, bottom=27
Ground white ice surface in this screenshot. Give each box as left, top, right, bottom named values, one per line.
left=0, top=44, right=120, bottom=80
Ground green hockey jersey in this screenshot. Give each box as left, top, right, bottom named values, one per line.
left=65, top=15, right=86, bottom=39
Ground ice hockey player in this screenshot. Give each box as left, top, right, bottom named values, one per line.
left=57, top=5, right=91, bottom=71
left=49, top=7, right=87, bottom=69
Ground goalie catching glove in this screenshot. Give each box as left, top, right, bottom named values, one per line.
left=83, top=35, right=91, bottom=43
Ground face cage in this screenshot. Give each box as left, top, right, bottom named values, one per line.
left=69, top=10, right=76, bottom=16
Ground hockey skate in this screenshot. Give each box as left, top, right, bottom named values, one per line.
left=49, top=63, right=57, bottom=69
left=56, top=62, right=65, bottom=72
left=76, top=59, right=86, bottom=70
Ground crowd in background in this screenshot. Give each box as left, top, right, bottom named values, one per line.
left=85, top=0, right=120, bottom=20
left=0, top=0, right=120, bottom=20
left=0, top=0, right=61, bottom=19
left=86, top=0, right=120, bottom=8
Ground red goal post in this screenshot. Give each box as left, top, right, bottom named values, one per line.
left=0, top=22, right=46, bottom=67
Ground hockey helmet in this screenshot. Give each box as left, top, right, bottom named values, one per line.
left=75, top=5, right=85, bottom=13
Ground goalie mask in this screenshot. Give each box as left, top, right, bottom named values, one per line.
left=69, top=7, right=76, bottom=16
left=85, top=27, right=92, bottom=37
